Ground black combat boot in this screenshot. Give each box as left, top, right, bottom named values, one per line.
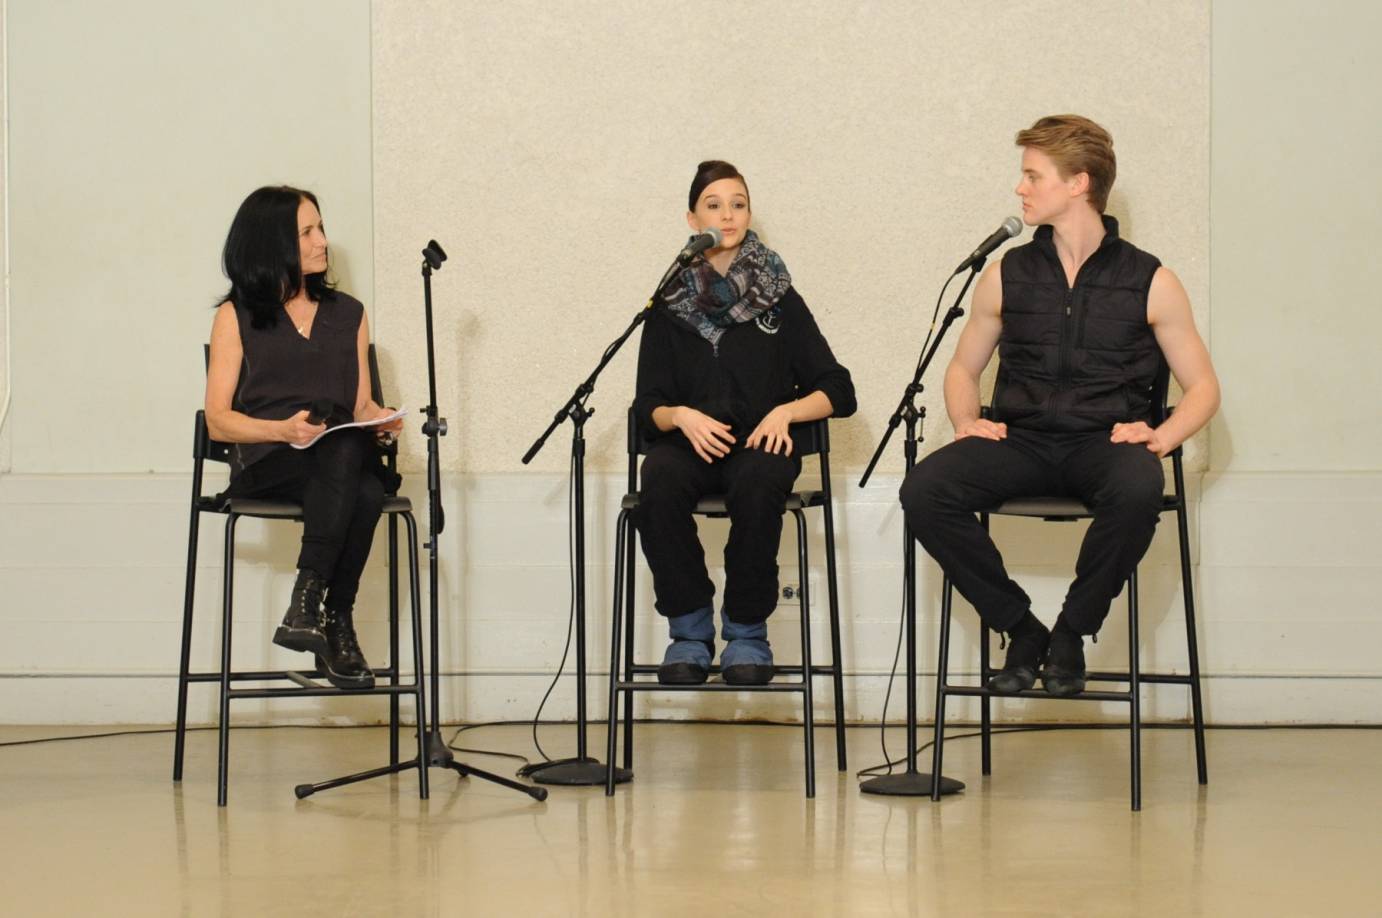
left=987, top=610, right=1050, bottom=694
left=317, top=606, right=375, bottom=689
left=272, top=570, right=328, bottom=656
left=1041, top=618, right=1088, bottom=697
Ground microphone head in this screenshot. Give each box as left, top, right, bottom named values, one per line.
left=702, top=226, right=723, bottom=246
left=1002, top=216, right=1022, bottom=238
left=422, top=239, right=447, bottom=271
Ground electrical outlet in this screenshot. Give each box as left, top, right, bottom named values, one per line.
left=777, top=572, right=821, bottom=606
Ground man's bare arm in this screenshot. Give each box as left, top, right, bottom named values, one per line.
left=1112, top=267, right=1220, bottom=456
left=943, top=262, right=1006, bottom=440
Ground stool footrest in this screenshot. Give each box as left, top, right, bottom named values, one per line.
left=226, top=683, right=421, bottom=700
left=616, top=679, right=807, bottom=694
left=185, top=666, right=404, bottom=683
left=941, top=683, right=1133, bottom=703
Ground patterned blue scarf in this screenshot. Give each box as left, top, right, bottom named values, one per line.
left=661, top=229, right=791, bottom=353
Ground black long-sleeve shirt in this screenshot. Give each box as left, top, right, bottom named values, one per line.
left=634, top=286, right=856, bottom=444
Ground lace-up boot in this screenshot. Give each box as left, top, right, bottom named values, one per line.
left=317, top=606, right=375, bottom=689
left=272, top=569, right=329, bottom=656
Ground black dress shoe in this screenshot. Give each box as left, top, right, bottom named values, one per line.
left=1041, top=630, right=1087, bottom=697
left=987, top=618, right=1051, bottom=695
left=272, top=570, right=328, bottom=656
left=317, top=607, right=375, bottom=689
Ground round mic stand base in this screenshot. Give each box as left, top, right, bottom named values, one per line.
left=860, top=771, right=966, bottom=797
left=525, top=758, right=632, bottom=787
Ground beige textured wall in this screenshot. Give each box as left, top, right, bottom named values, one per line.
left=372, top=0, right=1210, bottom=475
left=1210, top=0, right=1382, bottom=472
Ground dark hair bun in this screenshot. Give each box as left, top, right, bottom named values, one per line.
left=689, top=160, right=748, bottom=211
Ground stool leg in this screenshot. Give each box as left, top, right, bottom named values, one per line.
left=606, top=511, right=629, bottom=795
left=1129, top=569, right=1142, bottom=812
left=217, top=515, right=238, bottom=807
left=388, top=513, right=400, bottom=767
left=794, top=510, right=815, bottom=799
left=174, top=502, right=202, bottom=782
left=979, top=512, right=992, bottom=775
left=931, top=575, right=954, bottom=801
left=822, top=498, right=847, bottom=772
left=980, top=622, right=992, bottom=776
left=402, top=512, right=429, bottom=800
left=622, top=522, right=636, bottom=771
left=1174, top=481, right=1209, bottom=784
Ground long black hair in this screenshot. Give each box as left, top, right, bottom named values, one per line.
left=218, top=185, right=333, bottom=329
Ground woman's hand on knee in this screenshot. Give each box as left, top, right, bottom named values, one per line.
left=746, top=404, right=794, bottom=456
left=673, top=407, right=735, bottom=463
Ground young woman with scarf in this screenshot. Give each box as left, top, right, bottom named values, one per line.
left=633, top=160, right=856, bottom=686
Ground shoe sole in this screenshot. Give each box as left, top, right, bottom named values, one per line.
left=1041, top=669, right=1087, bottom=697
left=657, top=663, right=709, bottom=685
left=272, top=626, right=328, bottom=657
left=722, top=664, right=774, bottom=686
left=314, top=654, right=376, bottom=690
left=986, top=667, right=1037, bottom=695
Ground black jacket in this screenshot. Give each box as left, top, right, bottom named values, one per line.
left=634, top=286, right=856, bottom=445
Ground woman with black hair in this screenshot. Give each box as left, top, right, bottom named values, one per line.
left=204, top=186, right=402, bottom=689
left=634, top=161, right=856, bottom=686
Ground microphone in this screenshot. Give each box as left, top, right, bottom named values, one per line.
left=422, top=239, right=447, bottom=271
left=953, top=217, right=1022, bottom=275
left=677, top=226, right=723, bottom=264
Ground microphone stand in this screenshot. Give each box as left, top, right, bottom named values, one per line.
left=855, top=263, right=983, bottom=798
left=414, top=242, right=549, bottom=801
left=517, top=255, right=689, bottom=787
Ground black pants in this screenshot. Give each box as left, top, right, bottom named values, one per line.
left=635, top=441, right=801, bottom=625
left=899, top=428, right=1164, bottom=636
left=224, top=429, right=386, bottom=613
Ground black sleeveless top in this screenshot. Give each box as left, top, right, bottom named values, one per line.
left=229, top=290, right=364, bottom=476
left=994, top=216, right=1161, bottom=433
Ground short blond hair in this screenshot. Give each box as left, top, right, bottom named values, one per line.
left=1015, top=115, right=1116, bottom=213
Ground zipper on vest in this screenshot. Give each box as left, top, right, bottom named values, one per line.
left=1058, top=290, right=1074, bottom=383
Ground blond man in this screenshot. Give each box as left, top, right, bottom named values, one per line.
left=900, top=115, right=1220, bottom=696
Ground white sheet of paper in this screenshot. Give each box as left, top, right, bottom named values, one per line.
left=291, top=408, right=409, bottom=449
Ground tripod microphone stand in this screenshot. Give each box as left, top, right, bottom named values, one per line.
left=409, top=241, right=548, bottom=800
left=516, top=241, right=705, bottom=787
left=293, top=241, right=544, bottom=802
left=855, top=263, right=987, bottom=798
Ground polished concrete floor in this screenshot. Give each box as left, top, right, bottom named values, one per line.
left=1, top=722, right=1378, bottom=917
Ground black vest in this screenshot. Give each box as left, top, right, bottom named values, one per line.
left=993, top=215, right=1161, bottom=433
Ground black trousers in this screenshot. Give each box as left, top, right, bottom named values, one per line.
left=635, top=441, right=801, bottom=626
left=224, top=429, right=386, bottom=613
left=899, top=427, right=1164, bottom=636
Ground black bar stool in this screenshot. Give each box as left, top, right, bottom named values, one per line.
left=930, top=357, right=1208, bottom=810
left=605, top=409, right=847, bottom=798
left=173, top=346, right=429, bottom=805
